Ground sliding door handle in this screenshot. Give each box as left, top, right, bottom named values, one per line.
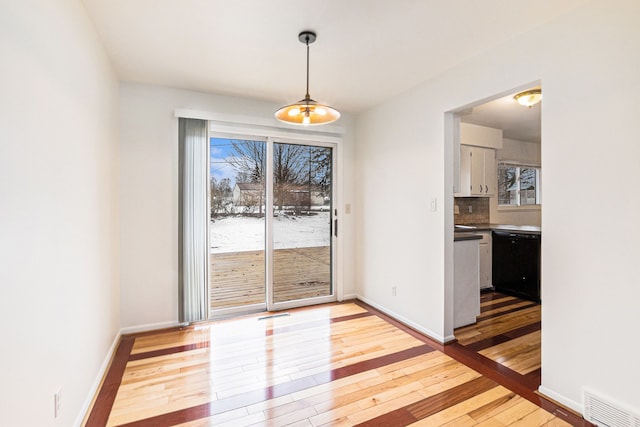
left=334, top=219, right=338, bottom=237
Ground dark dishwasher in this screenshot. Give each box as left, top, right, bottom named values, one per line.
left=492, top=231, right=541, bottom=303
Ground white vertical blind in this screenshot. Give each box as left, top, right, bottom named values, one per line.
left=178, top=118, right=208, bottom=323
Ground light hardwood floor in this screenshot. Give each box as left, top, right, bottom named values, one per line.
left=85, top=300, right=591, bottom=426
left=454, top=291, right=542, bottom=387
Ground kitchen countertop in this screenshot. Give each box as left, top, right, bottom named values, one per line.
left=455, top=223, right=541, bottom=235
left=454, top=233, right=483, bottom=242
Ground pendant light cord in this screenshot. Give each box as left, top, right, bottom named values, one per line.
left=305, top=35, right=310, bottom=100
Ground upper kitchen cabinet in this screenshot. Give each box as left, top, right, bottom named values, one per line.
left=456, top=123, right=502, bottom=197
left=460, top=123, right=503, bottom=149
left=459, top=145, right=496, bottom=196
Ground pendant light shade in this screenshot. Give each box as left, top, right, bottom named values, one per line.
left=275, top=31, right=340, bottom=126
left=514, top=89, right=542, bottom=107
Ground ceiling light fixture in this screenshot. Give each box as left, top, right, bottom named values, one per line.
left=514, top=89, right=542, bottom=108
left=275, top=31, right=340, bottom=126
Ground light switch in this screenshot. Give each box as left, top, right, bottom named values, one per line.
left=430, top=197, right=437, bottom=212
left=345, top=204, right=351, bottom=214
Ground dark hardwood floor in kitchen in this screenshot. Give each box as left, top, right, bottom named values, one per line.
left=451, top=291, right=543, bottom=394
left=85, top=296, right=594, bottom=426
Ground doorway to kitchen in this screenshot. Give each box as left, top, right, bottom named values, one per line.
left=208, top=136, right=337, bottom=317
left=449, top=83, right=543, bottom=393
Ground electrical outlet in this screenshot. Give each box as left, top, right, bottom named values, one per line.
left=54, top=389, right=62, bottom=418
left=468, top=205, right=473, bottom=213
left=454, top=205, right=460, bottom=215
left=391, top=285, right=397, bottom=296
left=429, top=197, right=437, bottom=212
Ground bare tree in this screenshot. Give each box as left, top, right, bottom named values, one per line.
left=210, top=177, right=219, bottom=217
left=273, top=143, right=307, bottom=210
left=498, top=165, right=517, bottom=205
left=226, top=140, right=265, bottom=184
left=309, top=147, right=332, bottom=199
left=225, top=141, right=332, bottom=212
left=238, top=191, right=261, bottom=214
left=210, top=177, right=233, bottom=216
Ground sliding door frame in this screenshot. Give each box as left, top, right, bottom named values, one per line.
left=208, top=129, right=342, bottom=318
left=266, top=137, right=338, bottom=312
left=206, top=132, right=268, bottom=319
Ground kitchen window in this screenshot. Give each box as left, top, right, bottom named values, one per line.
left=498, top=162, right=541, bottom=206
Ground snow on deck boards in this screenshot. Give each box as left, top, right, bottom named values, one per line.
left=210, top=246, right=331, bottom=309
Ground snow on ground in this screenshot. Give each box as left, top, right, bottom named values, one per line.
left=210, top=212, right=331, bottom=253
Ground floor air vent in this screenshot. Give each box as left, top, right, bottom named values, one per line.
left=258, top=313, right=290, bottom=320
left=584, top=390, right=640, bottom=427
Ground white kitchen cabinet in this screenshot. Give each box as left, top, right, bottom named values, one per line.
left=478, top=232, right=492, bottom=289
left=483, top=149, right=496, bottom=196
left=454, top=239, right=480, bottom=328
left=460, top=123, right=503, bottom=149
left=458, top=145, right=496, bottom=197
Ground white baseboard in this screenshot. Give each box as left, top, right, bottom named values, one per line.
left=356, top=295, right=449, bottom=344
left=74, top=320, right=181, bottom=426
left=442, top=334, right=456, bottom=343
left=120, top=320, right=180, bottom=335
left=341, top=293, right=357, bottom=301
left=538, top=385, right=583, bottom=415
left=73, top=330, right=121, bottom=427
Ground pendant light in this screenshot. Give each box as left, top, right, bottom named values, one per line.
left=514, top=89, right=542, bottom=108
left=275, top=31, right=340, bottom=126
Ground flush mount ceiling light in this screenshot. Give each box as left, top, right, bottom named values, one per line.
left=275, top=31, right=340, bottom=126
left=514, top=89, right=542, bottom=108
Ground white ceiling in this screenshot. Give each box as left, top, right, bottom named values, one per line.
left=460, top=91, right=542, bottom=143
left=82, top=0, right=585, bottom=114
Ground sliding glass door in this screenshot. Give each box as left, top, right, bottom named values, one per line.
left=272, top=142, right=333, bottom=305
left=209, top=138, right=266, bottom=313
left=209, top=136, right=335, bottom=316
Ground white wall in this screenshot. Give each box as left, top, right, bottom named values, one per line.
left=498, top=138, right=541, bottom=164
left=355, top=89, right=449, bottom=341
left=490, top=138, right=542, bottom=226
left=119, top=83, right=357, bottom=329
left=356, top=0, right=640, bottom=415
left=0, top=1, right=120, bottom=426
